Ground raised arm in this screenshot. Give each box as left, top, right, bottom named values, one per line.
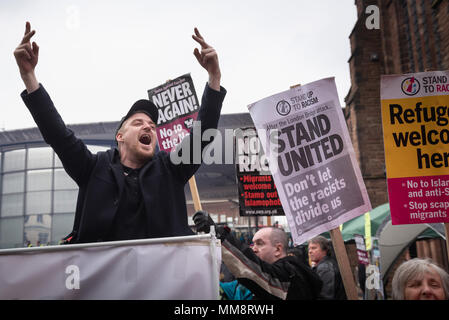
left=15, top=22, right=96, bottom=187
left=192, top=28, right=221, bottom=91
left=167, top=29, right=226, bottom=182
left=14, top=22, right=40, bottom=93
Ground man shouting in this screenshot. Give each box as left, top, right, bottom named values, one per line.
left=14, top=22, right=226, bottom=243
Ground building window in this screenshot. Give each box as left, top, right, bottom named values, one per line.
left=24, top=214, right=51, bottom=246
left=0, top=216, right=24, bottom=249
left=2, top=172, right=25, bottom=194
left=27, top=169, right=52, bottom=192
left=54, top=153, right=63, bottom=168
left=38, top=232, right=49, bottom=245
left=54, top=169, right=77, bottom=190
left=52, top=213, right=73, bottom=243
left=27, top=147, right=53, bottom=170
left=26, top=191, right=52, bottom=215
left=1, top=193, right=24, bottom=217
left=3, top=149, right=26, bottom=172
left=0, top=143, right=110, bottom=248
left=53, top=190, right=77, bottom=213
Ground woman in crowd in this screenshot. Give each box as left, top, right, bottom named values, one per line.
left=392, top=258, right=449, bottom=300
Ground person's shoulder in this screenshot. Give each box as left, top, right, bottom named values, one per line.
left=321, top=255, right=336, bottom=263
left=94, top=148, right=115, bottom=161
left=316, top=258, right=334, bottom=271
left=281, top=256, right=324, bottom=299
left=278, top=255, right=308, bottom=273
left=283, top=255, right=317, bottom=273
left=280, top=255, right=301, bottom=265
left=155, top=150, right=170, bottom=162
left=149, top=150, right=174, bottom=169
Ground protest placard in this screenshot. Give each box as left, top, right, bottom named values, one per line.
left=248, top=78, right=371, bottom=299
left=247, top=78, right=371, bottom=245
left=381, top=70, right=449, bottom=226
left=235, top=127, right=284, bottom=216
left=148, top=74, right=200, bottom=153
left=148, top=74, right=203, bottom=210
left=354, top=234, right=369, bottom=265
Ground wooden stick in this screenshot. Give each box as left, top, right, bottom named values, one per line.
left=188, top=175, right=202, bottom=211
left=329, top=227, right=359, bottom=300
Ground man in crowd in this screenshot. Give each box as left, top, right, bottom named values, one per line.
left=14, top=22, right=226, bottom=243
left=308, top=235, right=347, bottom=299
left=193, top=211, right=322, bottom=300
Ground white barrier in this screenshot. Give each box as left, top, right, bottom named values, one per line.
left=0, top=233, right=221, bottom=300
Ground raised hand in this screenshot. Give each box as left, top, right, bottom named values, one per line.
left=14, top=22, right=39, bottom=92
left=192, top=28, right=221, bottom=91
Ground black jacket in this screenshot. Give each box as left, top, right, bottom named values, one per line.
left=221, top=232, right=323, bottom=300
left=313, top=255, right=347, bottom=300
left=21, top=83, right=226, bottom=243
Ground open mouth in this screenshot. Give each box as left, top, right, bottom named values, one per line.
left=139, top=134, right=151, bottom=145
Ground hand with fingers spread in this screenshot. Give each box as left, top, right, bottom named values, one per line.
left=192, top=28, right=221, bottom=91
left=14, top=22, right=40, bottom=93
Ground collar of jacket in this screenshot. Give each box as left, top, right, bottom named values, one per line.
left=108, top=148, right=158, bottom=192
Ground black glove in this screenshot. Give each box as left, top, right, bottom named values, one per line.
left=59, top=230, right=76, bottom=245
left=215, top=225, right=231, bottom=242
left=193, top=210, right=215, bottom=233
left=193, top=211, right=231, bottom=241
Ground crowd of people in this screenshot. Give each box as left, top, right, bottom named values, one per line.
left=194, top=210, right=449, bottom=300
left=13, top=21, right=449, bottom=301
left=194, top=211, right=346, bottom=300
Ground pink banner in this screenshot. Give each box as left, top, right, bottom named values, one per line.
left=387, top=175, right=449, bottom=225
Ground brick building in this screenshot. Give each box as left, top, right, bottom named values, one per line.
left=344, top=0, right=449, bottom=297
left=345, top=0, right=449, bottom=208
